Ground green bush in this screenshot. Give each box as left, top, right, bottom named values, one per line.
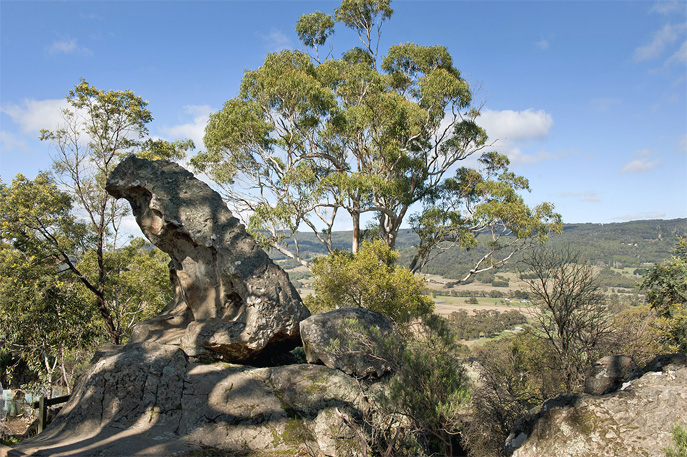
left=305, top=240, right=434, bottom=323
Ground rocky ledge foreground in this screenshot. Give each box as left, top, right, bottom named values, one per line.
left=10, top=342, right=369, bottom=457
left=506, top=354, right=687, bottom=457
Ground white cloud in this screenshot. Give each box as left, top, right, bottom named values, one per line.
left=158, top=105, right=213, bottom=148
left=478, top=108, right=553, bottom=142
left=47, top=38, right=92, bottom=56
left=0, top=99, right=68, bottom=133
left=560, top=191, right=602, bottom=203
left=679, top=134, right=687, bottom=152
left=590, top=97, right=622, bottom=112
left=477, top=108, right=555, bottom=165
left=504, top=147, right=555, bottom=165
left=634, top=23, right=685, bottom=62
left=666, top=40, right=687, bottom=66
left=620, top=159, right=660, bottom=173
left=535, top=39, right=550, bottom=50
left=256, top=28, right=292, bottom=53
left=612, top=211, right=666, bottom=221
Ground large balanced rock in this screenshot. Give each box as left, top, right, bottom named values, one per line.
left=300, top=308, right=396, bottom=378
left=12, top=342, right=369, bottom=456
left=505, top=355, right=687, bottom=457
left=584, top=355, right=642, bottom=395
left=106, top=156, right=310, bottom=362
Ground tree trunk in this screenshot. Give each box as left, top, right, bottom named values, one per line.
left=352, top=211, right=361, bottom=254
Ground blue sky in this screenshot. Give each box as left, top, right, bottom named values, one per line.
left=1, top=0, right=686, bottom=227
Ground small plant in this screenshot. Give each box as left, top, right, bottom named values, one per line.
left=665, top=423, right=687, bottom=457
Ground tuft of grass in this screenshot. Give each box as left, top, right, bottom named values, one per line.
left=665, top=423, right=687, bottom=457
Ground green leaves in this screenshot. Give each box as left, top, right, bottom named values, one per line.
left=296, top=12, right=335, bottom=48
left=641, top=237, right=687, bottom=351
left=196, top=0, right=560, bottom=272
left=306, top=239, right=434, bottom=323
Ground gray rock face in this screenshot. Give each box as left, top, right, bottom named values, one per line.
left=12, top=342, right=369, bottom=456
left=584, top=355, right=641, bottom=395
left=105, top=156, right=310, bottom=362
left=300, top=308, right=396, bottom=378
left=505, top=356, right=687, bottom=457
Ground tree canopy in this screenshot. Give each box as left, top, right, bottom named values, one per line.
left=192, top=0, right=560, bottom=275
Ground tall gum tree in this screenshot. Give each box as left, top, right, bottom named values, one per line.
left=193, top=0, right=561, bottom=274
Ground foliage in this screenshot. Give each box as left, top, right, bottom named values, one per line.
left=193, top=0, right=560, bottom=273
left=74, top=237, right=172, bottom=341
left=0, top=172, right=172, bottom=388
left=0, top=240, right=100, bottom=390
left=462, top=335, right=542, bottom=457
left=137, top=138, right=193, bottom=161
left=447, top=309, right=526, bottom=340
left=305, top=239, right=433, bottom=322
left=608, top=304, right=677, bottom=367
left=36, top=79, right=153, bottom=344
left=373, top=315, right=470, bottom=456
left=641, top=237, right=687, bottom=351
left=665, top=423, right=687, bottom=457
left=520, top=246, right=613, bottom=392
left=33, top=79, right=188, bottom=345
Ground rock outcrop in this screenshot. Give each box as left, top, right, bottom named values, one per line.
left=11, top=342, right=369, bottom=457
left=584, top=355, right=642, bottom=395
left=300, top=308, right=396, bottom=379
left=105, top=156, right=310, bottom=362
left=505, top=354, right=687, bottom=457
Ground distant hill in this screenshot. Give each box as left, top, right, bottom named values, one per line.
left=271, top=219, right=687, bottom=280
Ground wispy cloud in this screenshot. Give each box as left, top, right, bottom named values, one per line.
left=634, top=23, right=685, bottom=62
left=535, top=39, right=550, bottom=50
left=612, top=211, right=666, bottom=221
left=620, top=159, right=660, bottom=173
left=256, top=28, right=292, bottom=53
left=650, top=0, right=684, bottom=15
left=0, top=99, right=68, bottom=133
left=158, top=105, right=213, bottom=149
left=590, top=97, right=622, bottom=112
left=680, top=134, right=687, bottom=152
left=666, top=40, right=687, bottom=66
left=560, top=191, right=602, bottom=203
left=46, top=37, right=92, bottom=56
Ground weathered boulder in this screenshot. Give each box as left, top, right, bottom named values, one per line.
left=505, top=355, right=687, bottom=457
left=300, top=308, right=396, bottom=378
left=584, top=355, right=642, bottom=395
left=105, top=156, right=310, bottom=362
left=12, top=342, right=369, bottom=456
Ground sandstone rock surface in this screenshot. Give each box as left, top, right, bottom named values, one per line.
left=300, top=308, right=396, bottom=378
left=12, top=342, right=369, bottom=457
left=105, top=156, right=310, bottom=362
left=506, top=356, right=687, bottom=457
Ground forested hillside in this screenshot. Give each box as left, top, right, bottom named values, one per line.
left=273, top=219, right=687, bottom=280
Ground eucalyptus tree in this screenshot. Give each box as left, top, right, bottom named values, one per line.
left=194, top=0, right=560, bottom=272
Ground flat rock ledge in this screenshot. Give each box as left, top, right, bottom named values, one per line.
left=506, top=356, right=687, bottom=457
left=11, top=342, right=369, bottom=457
